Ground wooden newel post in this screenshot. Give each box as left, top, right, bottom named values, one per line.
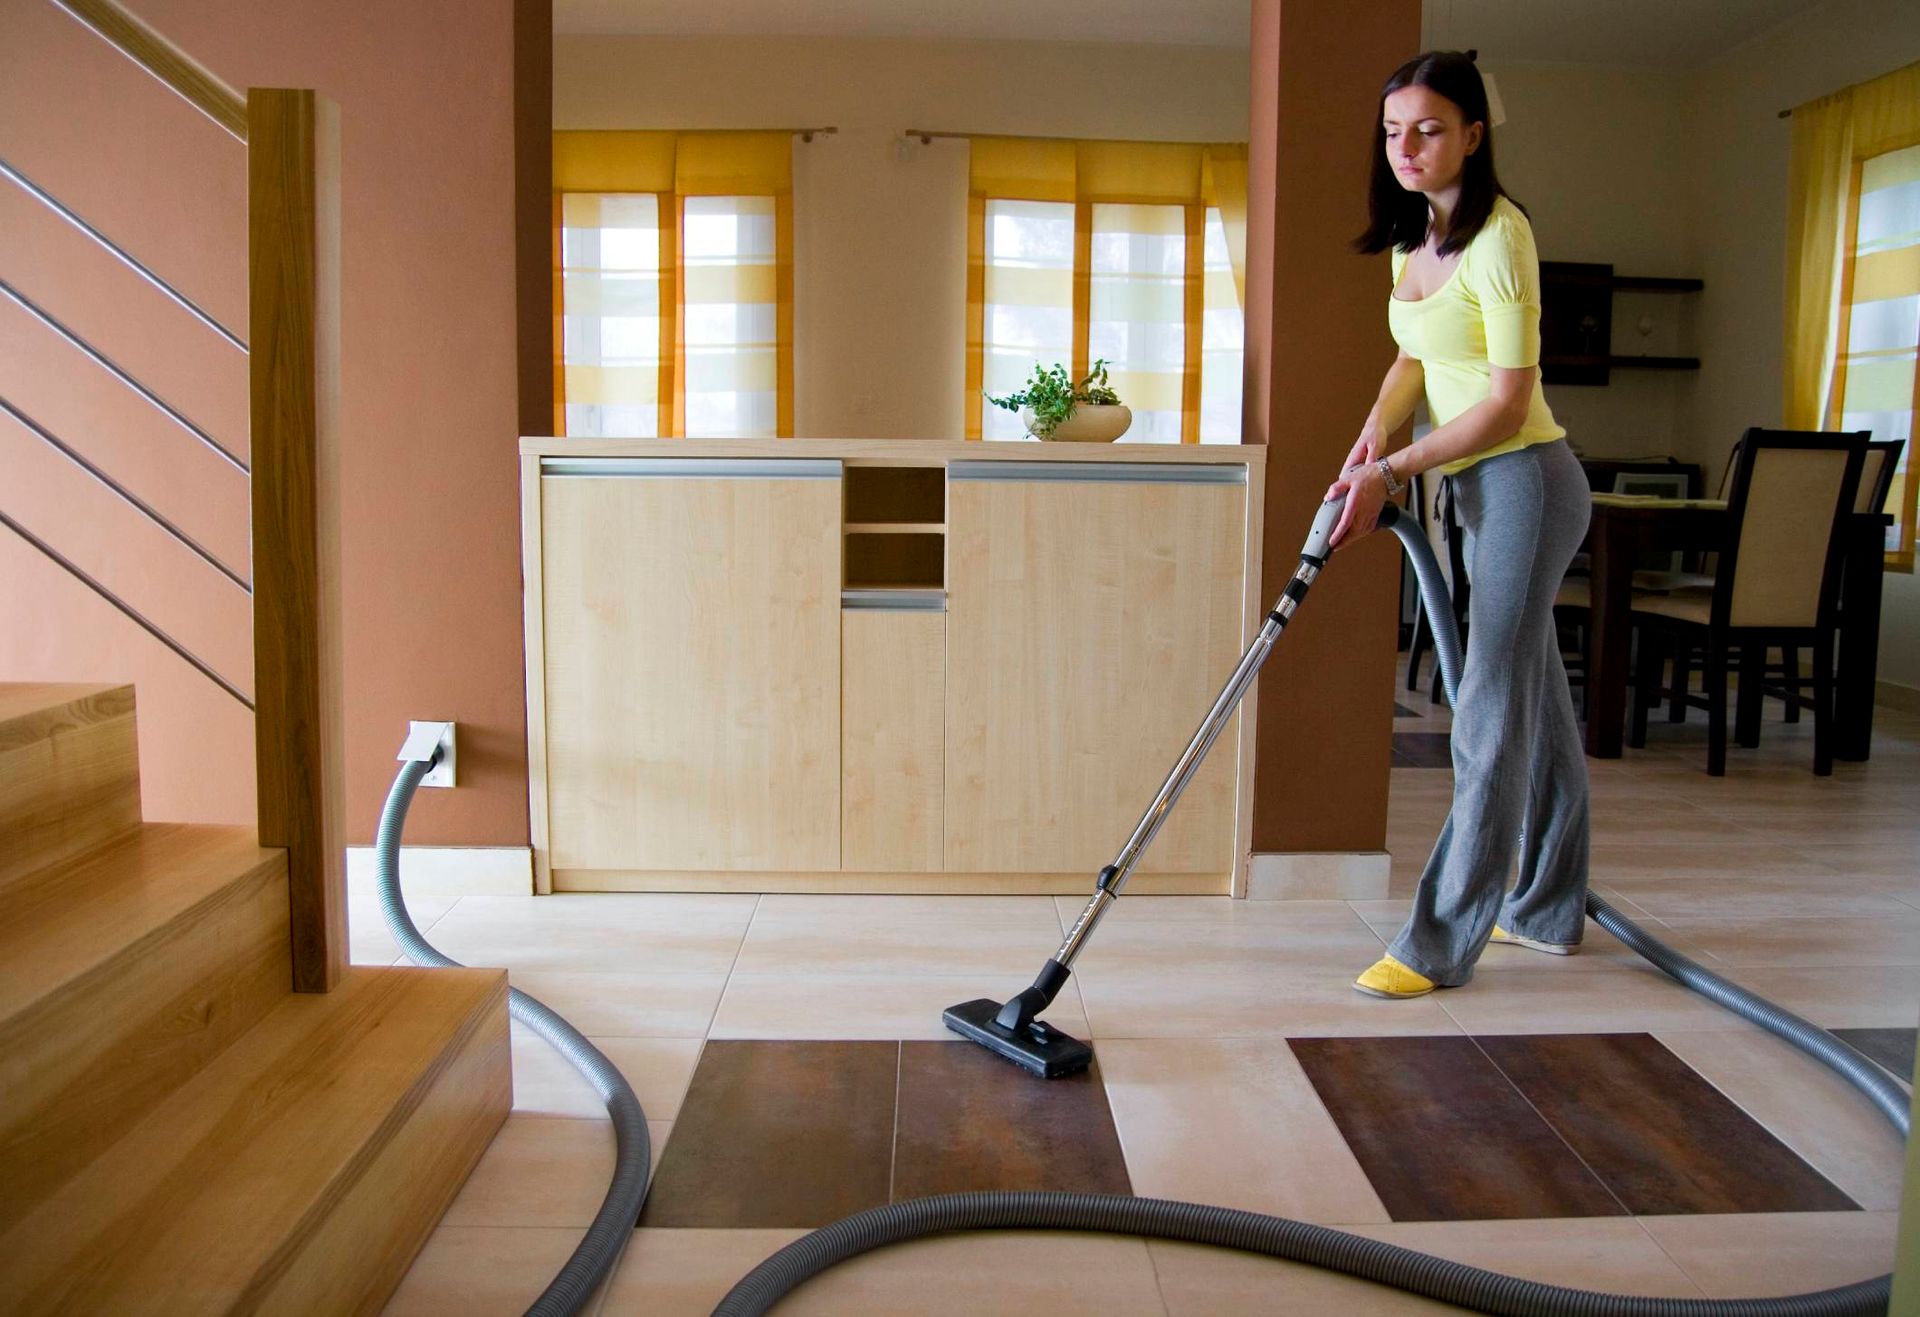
left=248, top=88, right=346, bottom=992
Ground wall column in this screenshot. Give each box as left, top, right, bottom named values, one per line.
left=1243, top=0, right=1419, bottom=894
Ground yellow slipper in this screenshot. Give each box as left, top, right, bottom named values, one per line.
left=1354, top=956, right=1437, bottom=999
left=1490, top=925, right=1579, bottom=956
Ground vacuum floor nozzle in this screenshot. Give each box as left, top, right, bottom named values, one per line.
left=942, top=998, right=1094, bottom=1079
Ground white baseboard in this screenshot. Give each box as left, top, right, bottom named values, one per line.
left=1247, top=852, right=1391, bottom=900
left=1878, top=680, right=1920, bottom=716
left=345, top=845, right=534, bottom=899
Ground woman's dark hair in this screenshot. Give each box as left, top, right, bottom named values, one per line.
left=1354, top=49, right=1522, bottom=257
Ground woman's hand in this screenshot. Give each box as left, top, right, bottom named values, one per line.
left=1324, top=457, right=1389, bottom=552
left=1339, top=426, right=1384, bottom=475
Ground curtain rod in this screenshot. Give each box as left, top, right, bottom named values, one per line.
left=558, top=126, right=839, bottom=141
left=903, top=128, right=1241, bottom=146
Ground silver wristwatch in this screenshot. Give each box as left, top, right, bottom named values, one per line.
left=1375, top=457, right=1405, bottom=497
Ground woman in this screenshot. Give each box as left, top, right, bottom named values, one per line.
left=1325, top=50, right=1591, bottom=999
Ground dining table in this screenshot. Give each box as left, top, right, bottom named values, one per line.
left=1582, top=494, right=1890, bottom=760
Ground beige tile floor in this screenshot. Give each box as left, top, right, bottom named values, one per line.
left=375, top=671, right=1920, bottom=1315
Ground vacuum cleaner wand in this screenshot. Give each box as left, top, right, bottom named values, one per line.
left=944, top=495, right=1352, bottom=1078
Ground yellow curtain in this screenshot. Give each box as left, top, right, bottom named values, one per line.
left=1786, top=61, right=1920, bottom=569
left=552, top=130, right=794, bottom=438
left=1785, top=63, right=1920, bottom=428
left=1203, top=145, right=1249, bottom=311
left=553, top=131, right=676, bottom=193
left=964, top=137, right=1247, bottom=442
left=1783, top=92, right=1857, bottom=431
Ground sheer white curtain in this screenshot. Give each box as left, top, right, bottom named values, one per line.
left=682, top=195, right=779, bottom=438
left=1201, top=206, right=1245, bottom=444
left=982, top=199, right=1075, bottom=441
left=1836, top=143, right=1918, bottom=550
left=1089, top=203, right=1185, bottom=444
left=560, top=193, right=661, bottom=438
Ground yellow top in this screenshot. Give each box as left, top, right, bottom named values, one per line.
left=1389, top=196, right=1565, bottom=475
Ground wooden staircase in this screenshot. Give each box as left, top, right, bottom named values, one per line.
left=0, top=682, right=511, bottom=1314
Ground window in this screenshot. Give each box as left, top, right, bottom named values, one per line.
left=968, top=139, right=1247, bottom=444
left=981, top=200, right=1075, bottom=441
left=552, top=130, right=794, bottom=439
left=1785, top=64, right=1919, bottom=571
left=1090, top=203, right=1187, bottom=443
left=1200, top=206, right=1245, bottom=444
left=559, top=194, right=662, bottom=439
left=682, top=196, right=780, bottom=438
left=1832, top=141, right=1918, bottom=562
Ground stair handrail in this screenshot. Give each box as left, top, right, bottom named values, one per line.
left=46, top=0, right=248, bottom=141
left=0, top=507, right=254, bottom=708
left=19, top=0, right=347, bottom=994
left=1, top=397, right=251, bottom=591
left=1, top=276, right=248, bottom=472
left=0, top=158, right=249, bottom=354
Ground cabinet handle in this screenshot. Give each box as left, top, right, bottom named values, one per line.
left=842, top=590, right=946, bottom=612
left=947, top=461, right=1244, bottom=486
left=541, top=457, right=842, bottom=480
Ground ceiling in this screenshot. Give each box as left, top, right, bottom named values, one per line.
left=552, top=0, right=1829, bottom=69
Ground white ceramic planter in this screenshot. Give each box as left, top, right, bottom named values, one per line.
left=1021, top=403, right=1133, bottom=443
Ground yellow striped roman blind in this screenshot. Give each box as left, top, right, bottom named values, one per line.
left=965, top=138, right=1247, bottom=443
left=553, top=131, right=794, bottom=439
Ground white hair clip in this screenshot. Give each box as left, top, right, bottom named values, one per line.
left=1482, top=69, right=1508, bottom=128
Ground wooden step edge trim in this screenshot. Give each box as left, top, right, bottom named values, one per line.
left=237, top=969, right=511, bottom=1308
left=0, top=683, right=135, bottom=752
left=0, top=843, right=290, bottom=1032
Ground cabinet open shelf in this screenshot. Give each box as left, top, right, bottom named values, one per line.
left=845, top=465, right=944, bottom=524
left=845, top=530, right=943, bottom=590
left=844, top=466, right=945, bottom=590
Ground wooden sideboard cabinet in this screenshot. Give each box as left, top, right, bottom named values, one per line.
left=521, top=439, right=1266, bottom=895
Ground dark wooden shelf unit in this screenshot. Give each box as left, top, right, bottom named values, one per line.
left=1610, top=355, right=1701, bottom=370
left=1539, top=262, right=1703, bottom=386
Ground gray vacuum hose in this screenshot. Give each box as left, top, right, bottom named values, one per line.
left=376, top=756, right=651, bottom=1317
left=709, top=498, right=1909, bottom=1317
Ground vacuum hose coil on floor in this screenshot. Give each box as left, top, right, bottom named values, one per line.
left=377, top=758, right=651, bottom=1317
left=710, top=501, right=1909, bottom=1317
left=377, top=498, right=1908, bottom=1316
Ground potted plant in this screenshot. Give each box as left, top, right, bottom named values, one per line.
left=986, top=359, right=1132, bottom=442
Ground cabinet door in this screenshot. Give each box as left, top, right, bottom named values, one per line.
left=842, top=607, right=945, bottom=872
left=541, top=459, right=842, bottom=873
left=945, top=463, right=1247, bottom=875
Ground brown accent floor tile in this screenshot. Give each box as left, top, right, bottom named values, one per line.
left=891, top=1041, right=1131, bottom=1199
left=1477, top=1033, right=1859, bottom=1216
left=639, top=1040, right=896, bottom=1228
left=1290, top=1036, right=1626, bottom=1221
left=1834, top=1027, right=1917, bottom=1082
left=1391, top=732, right=1453, bottom=769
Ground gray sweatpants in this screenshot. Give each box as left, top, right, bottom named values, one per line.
left=1388, top=439, right=1592, bottom=985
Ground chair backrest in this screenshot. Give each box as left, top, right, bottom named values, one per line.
left=1857, top=439, right=1903, bottom=513
left=1716, top=428, right=1866, bottom=630
left=1613, top=471, right=1689, bottom=499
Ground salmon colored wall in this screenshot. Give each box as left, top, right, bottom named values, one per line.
left=1244, top=0, right=1418, bottom=853
left=0, top=0, right=534, bottom=846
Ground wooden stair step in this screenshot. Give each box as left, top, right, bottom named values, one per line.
left=0, top=965, right=512, bottom=1316
left=0, top=683, right=141, bottom=889
left=0, top=824, right=290, bottom=1234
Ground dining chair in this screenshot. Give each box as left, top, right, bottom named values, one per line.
left=1766, top=437, right=1902, bottom=724
left=1628, top=428, right=1866, bottom=776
